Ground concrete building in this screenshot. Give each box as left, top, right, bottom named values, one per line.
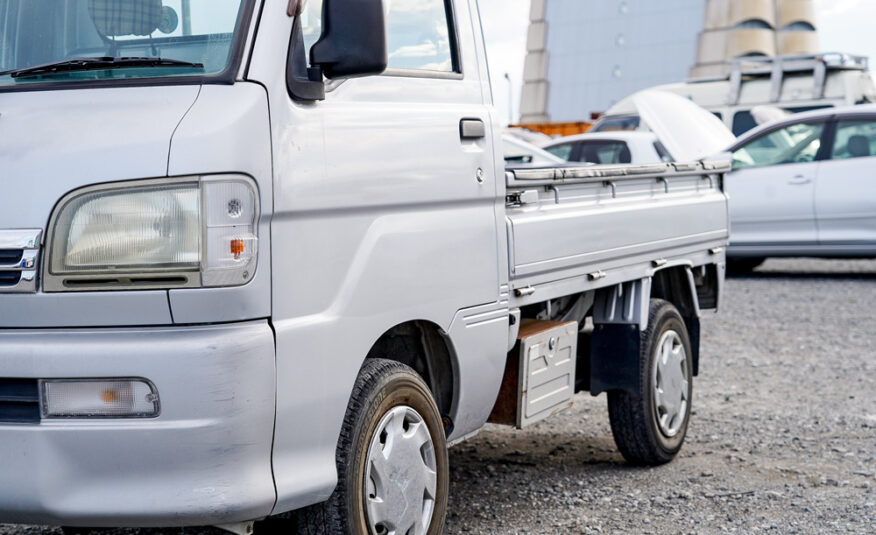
left=691, top=0, right=820, bottom=77
left=520, top=0, right=820, bottom=124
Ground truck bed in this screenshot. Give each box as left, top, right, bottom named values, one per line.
left=505, top=160, right=730, bottom=306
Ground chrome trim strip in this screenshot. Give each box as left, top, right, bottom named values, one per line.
left=0, top=229, right=41, bottom=250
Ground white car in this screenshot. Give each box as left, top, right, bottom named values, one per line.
left=541, top=132, right=674, bottom=165
left=502, top=134, right=567, bottom=165
left=726, top=105, right=876, bottom=269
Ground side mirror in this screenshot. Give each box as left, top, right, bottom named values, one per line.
left=310, top=0, right=387, bottom=80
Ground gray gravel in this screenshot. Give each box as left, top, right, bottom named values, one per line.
left=3, top=258, right=875, bottom=535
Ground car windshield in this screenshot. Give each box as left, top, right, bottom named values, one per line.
left=0, top=0, right=249, bottom=88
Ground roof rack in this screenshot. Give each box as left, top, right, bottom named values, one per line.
left=690, top=53, right=870, bottom=105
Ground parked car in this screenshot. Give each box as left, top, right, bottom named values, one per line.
left=726, top=105, right=876, bottom=270
left=502, top=134, right=567, bottom=165
left=541, top=131, right=675, bottom=165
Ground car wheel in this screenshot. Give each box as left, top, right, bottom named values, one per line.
left=296, top=359, right=448, bottom=535
left=607, top=299, right=693, bottom=465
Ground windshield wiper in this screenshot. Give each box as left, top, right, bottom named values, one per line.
left=1, top=57, right=204, bottom=79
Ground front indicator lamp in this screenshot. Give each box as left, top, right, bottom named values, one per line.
left=44, top=175, right=259, bottom=292
left=40, top=379, right=160, bottom=418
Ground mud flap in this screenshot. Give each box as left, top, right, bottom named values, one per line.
left=589, top=323, right=641, bottom=397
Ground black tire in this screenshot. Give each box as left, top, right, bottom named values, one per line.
left=607, top=299, right=693, bottom=466
left=727, top=257, right=765, bottom=274
left=295, top=359, right=448, bottom=535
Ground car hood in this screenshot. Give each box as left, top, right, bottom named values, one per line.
left=0, top=85, right=201, bottom=230
left=631, top=90, right=736, bottom=162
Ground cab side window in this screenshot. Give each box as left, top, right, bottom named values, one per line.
left=301, top=0, right=457, bottom=74
left=732, top=122, right=825, bottom=170
left=831, top=119, right=876, bottom=160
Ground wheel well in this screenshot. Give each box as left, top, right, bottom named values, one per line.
left=651, top=266, right=702, bottom=376
left=651, top=267, right=697, bottom=318
left=365, top=321, right=456, bottom=432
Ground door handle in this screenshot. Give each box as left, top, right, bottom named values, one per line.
left=460, top=118, right=486, bottom=140
left=788, top=175, right=812, bottom=185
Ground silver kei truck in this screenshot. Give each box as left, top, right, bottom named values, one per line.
left=0, top=1, right=729, bottom=534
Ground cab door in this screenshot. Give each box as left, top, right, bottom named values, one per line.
left=815, top=115, right=876, bottom=247
left=726, top=121, right=827, bottom=247
left=259, top=0, right=503, bottom=511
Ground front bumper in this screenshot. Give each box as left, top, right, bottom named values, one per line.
left=0, top=321, right=277, bottom=527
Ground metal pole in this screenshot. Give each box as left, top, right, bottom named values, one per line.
left=504, top=73, right=513, bottom=125
left=182, top=0, right=192, bottom=36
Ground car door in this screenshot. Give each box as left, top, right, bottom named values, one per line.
left=815, top=115, right=876, bottom=247
left=726, top=120, right=828, bottom=248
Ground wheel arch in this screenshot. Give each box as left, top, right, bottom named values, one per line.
left=364, top=320, right=458, bottom=435
left=651, top=266, right=701, bottom=376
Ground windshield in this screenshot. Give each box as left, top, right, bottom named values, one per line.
left=0, top=0, right=249, bottom=88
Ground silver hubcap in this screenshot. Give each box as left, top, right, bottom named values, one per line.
left=651, top=330, right=689, bottom=438
left=364, top=406, right=437, bottom=535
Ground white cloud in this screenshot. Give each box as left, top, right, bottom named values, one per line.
left=815, top=0, right=876, bottom=63
left=815, top=0, right=864, bottom=17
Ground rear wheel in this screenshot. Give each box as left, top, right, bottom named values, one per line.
left=296, top=359, right=448, bottom=535
left=607, top=299, right=693, bottom=465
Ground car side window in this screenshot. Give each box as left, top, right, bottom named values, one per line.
left=544, top=143, right=574, bottom=161
left=575, top=141, right=631, bottom=164
left=732, top=111, right=758, bottom=136
left=732, top=122, right=825, bottom=170
left=831, top=119, right=876, bottom=160
left=300, top=0, right=457, bottom=74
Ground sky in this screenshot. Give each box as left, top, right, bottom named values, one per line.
left=477, top=0, right=876, bottom=126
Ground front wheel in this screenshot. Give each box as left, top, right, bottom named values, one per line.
left=607, top=299, right=693, bottom=465
left=296, top=359, right=448, bottom=535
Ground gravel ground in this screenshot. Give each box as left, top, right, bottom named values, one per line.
left=3, top=258, right=875, bottom=535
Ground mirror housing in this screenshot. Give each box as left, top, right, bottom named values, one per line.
left=310, top=0, right=388, bottom=80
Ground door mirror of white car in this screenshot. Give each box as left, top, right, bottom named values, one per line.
left=287, top=0, right=387, bottom=100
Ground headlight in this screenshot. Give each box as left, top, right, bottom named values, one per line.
left=44, top=176, right=258, bottom=292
